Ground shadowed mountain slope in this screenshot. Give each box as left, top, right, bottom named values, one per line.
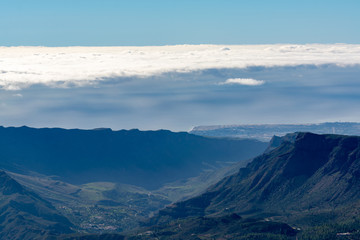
left=153, top=132, right=360, bottom=225
left=0, top=126, right=267, bottom=189
left=0, top=171, right=73, bottom=240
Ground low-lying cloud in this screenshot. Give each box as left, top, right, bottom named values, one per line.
left=1, top=64, right=360, bottom=131
left=0, top=44, right=360, bottom=90
left=223, top=78, right=265, bottom=86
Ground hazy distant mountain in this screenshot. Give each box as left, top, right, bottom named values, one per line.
left=0, top=126, right=267, bottom=189
left=190, top=122, right=360, bottom=141
left=0, top=171, right=73, bottom=240
left=153, top=132, right=360, bottom=227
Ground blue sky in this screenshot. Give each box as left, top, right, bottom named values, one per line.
left=1, top=0, right=359, bottom=46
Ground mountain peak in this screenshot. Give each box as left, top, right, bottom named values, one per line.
left=153, top=132, right=360, bottom=226
left=0, top=170, right=25, bottom=195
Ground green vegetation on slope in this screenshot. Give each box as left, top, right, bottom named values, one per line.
left=299, top=218, right=360, bottom=240
left=0, top=171, right=73, bottom=240
left=62, top=214, right=297, bottom=240
left=9, top=172, right=171, bottom=233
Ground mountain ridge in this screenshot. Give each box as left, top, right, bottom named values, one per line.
left=152, top=132, right=360, bottom=226
left=0, top=170, right=73, bottom=240
left=0, top=125, right=267, bottom=189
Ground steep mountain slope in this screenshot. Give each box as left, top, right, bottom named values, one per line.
left=154, top=132, right=360, bottom=226
left=0, top=126, right=267, bottom=189
left=155, top=158, right=247, bottom=202
left=0, top=171, right=73, bottom=240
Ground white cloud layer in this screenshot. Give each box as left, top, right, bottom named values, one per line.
left=223, top=78, right=265, bottom=86
left=1, top=44, right=360, bottom=90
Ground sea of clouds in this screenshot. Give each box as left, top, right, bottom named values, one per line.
left=1, top=44, right=360, bottom=130
left=1, top=44, right=360, bottom=90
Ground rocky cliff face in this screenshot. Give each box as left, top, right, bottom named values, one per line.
left=154, top=132, right=360, bottom=225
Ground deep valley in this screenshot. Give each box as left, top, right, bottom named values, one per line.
left=1, top=126, right=360, bottom=239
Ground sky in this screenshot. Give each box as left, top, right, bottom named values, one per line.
left=1, top=0, right=360, bottom=46
left=0, top=1, right=360, bottom=131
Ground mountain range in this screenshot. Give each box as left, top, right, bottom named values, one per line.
left=67, top=131, right=360, bottom=239
left=190, top=122, right=360, bottom=141
left=0, top=126, right=267, bottom=238
left=0, top=126, right=267, bottom=189
left=153, top=132, right=360, bottom=229
left=2, top=127, right=360, bottom=239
